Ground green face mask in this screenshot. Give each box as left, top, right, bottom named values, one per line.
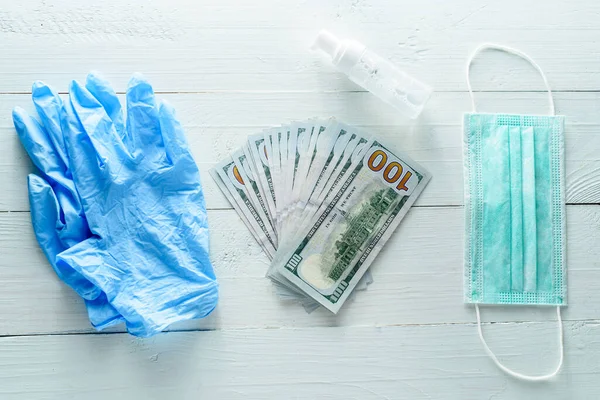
left=463, top=44, right=566, bottom=381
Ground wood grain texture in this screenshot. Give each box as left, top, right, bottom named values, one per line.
left=1, top=0, right=600, bottom=397
left=0, top=0, right=599, bottom=92
left=1, top=205, right=599, bottom=336
left=0, top=322, right=596, bottom=400
left=1, top=91, right=600, bottom=211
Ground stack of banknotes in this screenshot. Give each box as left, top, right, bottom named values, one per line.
left=210, top=118, right=431, bottom=313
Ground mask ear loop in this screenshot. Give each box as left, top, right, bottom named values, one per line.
left=476, top=304, right=564, bottom=381
left=466, top=43, right=555, bottom=115
left=468, top=43, right=562, bottom=381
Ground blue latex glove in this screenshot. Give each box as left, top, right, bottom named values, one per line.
left=13, top=82, right=124, bottom=330
left=56, top=73, right=218, bottom=337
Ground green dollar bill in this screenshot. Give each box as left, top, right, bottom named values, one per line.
left=265, top=128, right=284, bottom=233
left=209, top=169, right=274, bottom=259
left=232, top=148, right=276, bottom=235
left=247, top=133, right=277, bottom=224
left=274, top=138, right=431, bottom=313
left=212, top=157, right=277, bottom=259
left=290, top=121, right=327, bottom=214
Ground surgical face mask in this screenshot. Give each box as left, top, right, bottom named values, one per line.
left=463, top=44, right=566, bottom=381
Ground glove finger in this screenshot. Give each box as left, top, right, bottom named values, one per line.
left=70, top=80, right=131, bottom=163
left=28, top=174, right=100, bottom=300
left=85, top=293, right=125, bottom=330
left=31, top=81, right=69, bottom=167
left=126, top=74, right=166, bottom=154
left=158, top=100, right=193, bottom=165
left=84, top=71, right=126, bottom=143
left=13, top=107, right=66, bottom=180
left=53, top=179, right=90, bottom=246
left=56, top=236, right=112, bottom=295
left=56, top=239, right=140, bottom=334
left=62, top=89, right=107, bottom=201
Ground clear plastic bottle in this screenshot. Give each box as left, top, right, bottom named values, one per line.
left=312, top=30, right=432, bottom=119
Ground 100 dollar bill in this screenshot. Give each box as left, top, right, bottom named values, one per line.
left=211, top=157, right=277, bottom=259
left=274, top=138, right=431, bottom=313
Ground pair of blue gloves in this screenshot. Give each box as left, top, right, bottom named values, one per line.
left=13, top=73, right=218, bottom=337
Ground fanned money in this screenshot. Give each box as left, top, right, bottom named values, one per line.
left=211, top=118, right=431, bottom=313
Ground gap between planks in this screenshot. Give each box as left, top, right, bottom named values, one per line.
left=1, top=89, right=600, bottom=95
left=1, top=317, right=597, bottom=340
left=1, top=204, right=598, bottom=213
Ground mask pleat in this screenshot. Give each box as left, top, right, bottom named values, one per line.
left=481, top=124, right=511, bottom=293
left=521, top=126, right=538, bottom=292
left=508, top=126, right=524, bottom=292
left=534, top=125, right=554, bottom=292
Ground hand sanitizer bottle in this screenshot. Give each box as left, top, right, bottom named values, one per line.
left=312, top=30, right=432, bottom=119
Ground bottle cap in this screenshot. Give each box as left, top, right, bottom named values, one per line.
left=312, top=30, right=366, bottom=74
left=311, top=30, right=340, bottom=58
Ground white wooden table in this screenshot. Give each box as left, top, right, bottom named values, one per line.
left=1, top=1, right=600, bottom=398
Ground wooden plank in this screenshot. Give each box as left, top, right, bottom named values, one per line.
left=0, top=321, right=597, bottom=399
left=1, top=205, right=598, bottom=335
left=0, top=1, right=599, bottom=92
left=1, top=1, right=599, bottom=397
left=1, top=91, right=600, bottom=211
